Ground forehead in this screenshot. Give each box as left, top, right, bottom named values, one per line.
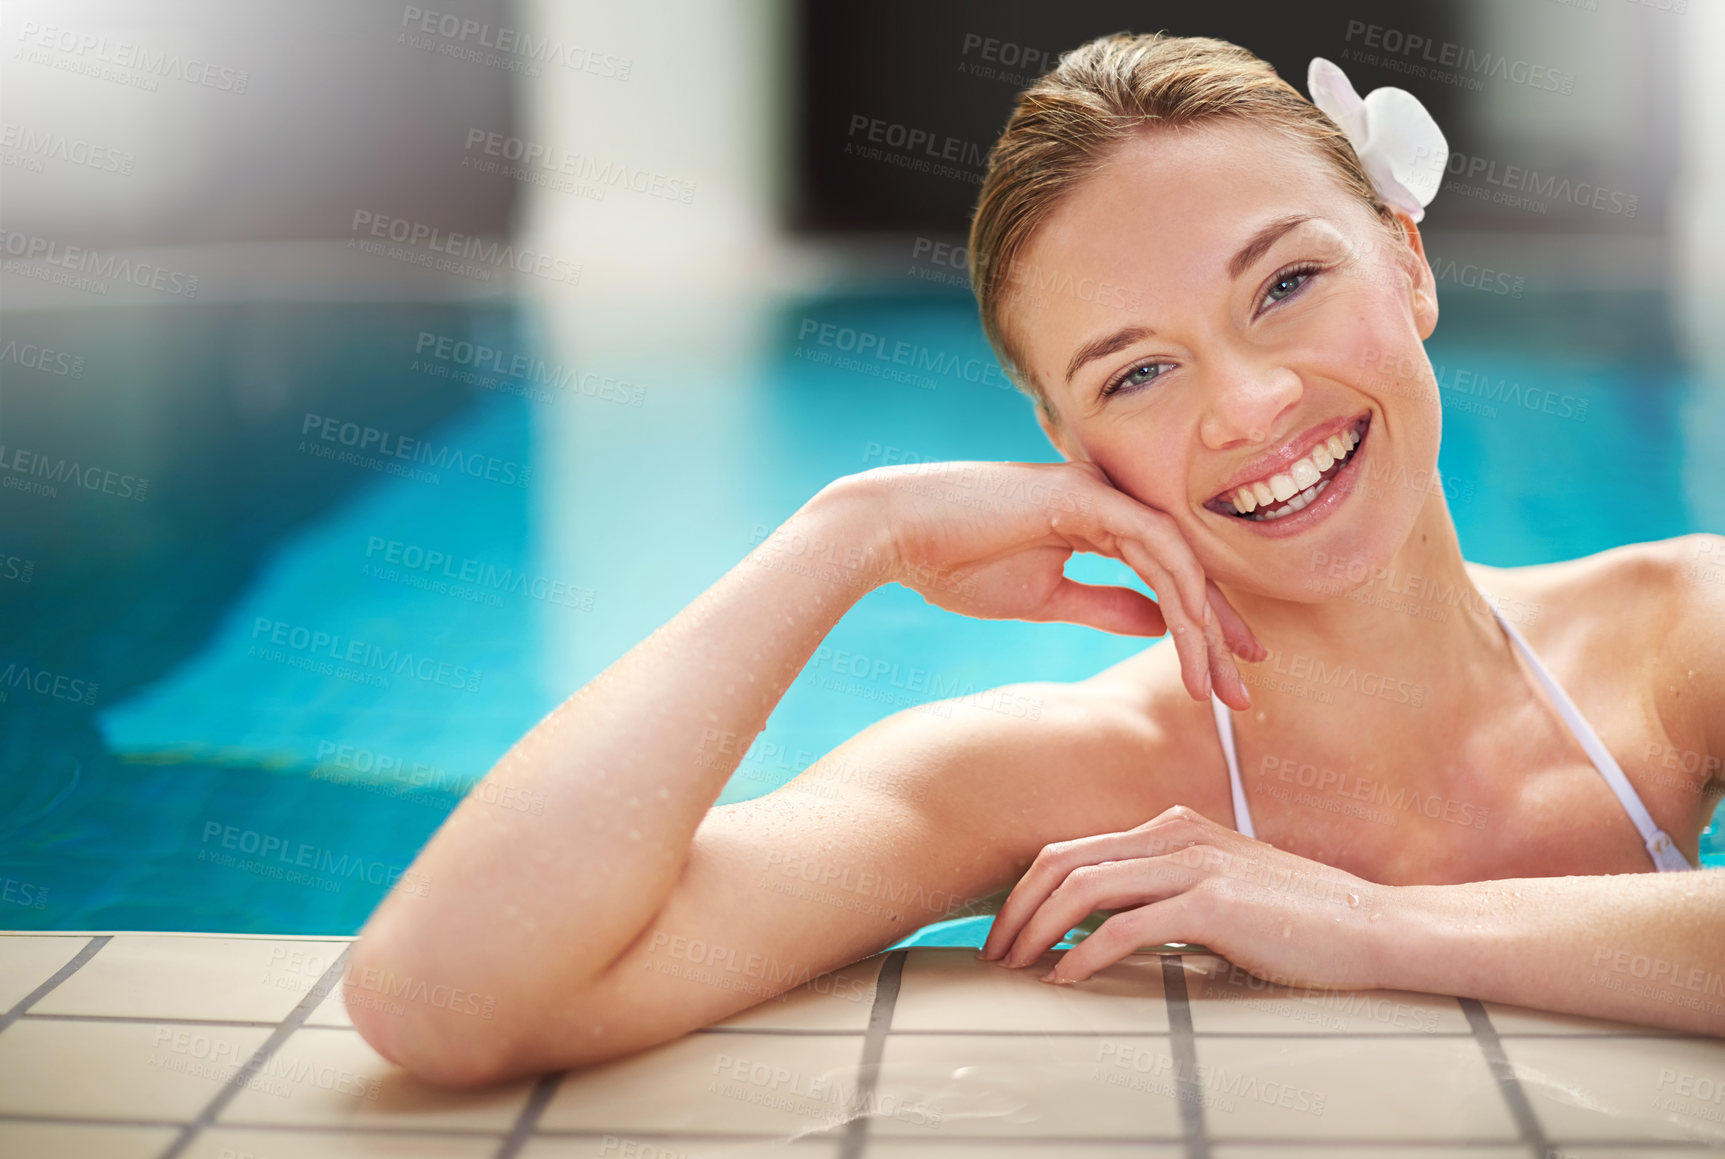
left=1006, top=120, right=1363, bottom=385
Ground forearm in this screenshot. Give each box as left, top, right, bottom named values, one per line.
left=1385, top=870, right=1725, bottom=1034
left=357, top=479, right=894, bottom=989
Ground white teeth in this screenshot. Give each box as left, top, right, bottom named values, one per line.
left=1225, top=420, right=1366, bottom=519
left=1252, top=477, right=1330, bottom=520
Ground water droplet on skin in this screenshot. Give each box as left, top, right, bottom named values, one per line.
left=1369, top=913, right=1382, bottom=922
left=1281, top=923, right=1292, bottom=939
left=1347, top=891, right=1361, bottom=908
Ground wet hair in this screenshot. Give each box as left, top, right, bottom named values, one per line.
left=969, top=31, right=1402, bottom=421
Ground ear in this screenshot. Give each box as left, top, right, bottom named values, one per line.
left=1036, top=401, right=1087, bottom=462
left=1391, top=210, right=1440, bottom=340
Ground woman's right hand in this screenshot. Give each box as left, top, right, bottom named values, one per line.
left=830, top=460, right=1264, bottom=710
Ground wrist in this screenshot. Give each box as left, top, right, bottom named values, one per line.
left=767, top=474, right=901, bottom=595
left=1365, top=883, right=1458, bottom=994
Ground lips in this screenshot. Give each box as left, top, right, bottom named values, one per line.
left=1205, top=415, right=1371, bottom=523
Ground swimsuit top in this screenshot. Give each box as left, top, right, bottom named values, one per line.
left=1209, top=596, right=1695, bottom=872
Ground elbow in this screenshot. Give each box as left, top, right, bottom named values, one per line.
left=342, top=925, right=527, bottom=1089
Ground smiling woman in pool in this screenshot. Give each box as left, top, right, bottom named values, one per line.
left=345, top=33, right=1724, bottom=1084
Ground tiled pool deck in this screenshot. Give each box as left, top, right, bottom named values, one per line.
left=1, top=931, right=1722, bottom=1158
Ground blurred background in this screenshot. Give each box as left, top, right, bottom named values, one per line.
left=1, top=0, right=1721, bottom=935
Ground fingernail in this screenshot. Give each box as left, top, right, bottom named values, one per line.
left=1040, top=969, right=1058, bottom=982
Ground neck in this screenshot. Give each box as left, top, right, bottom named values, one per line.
left=1218, top=493, right=1512, bottom=705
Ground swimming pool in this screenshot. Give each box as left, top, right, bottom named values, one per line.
left=1, top=284, right=1720, bottom=936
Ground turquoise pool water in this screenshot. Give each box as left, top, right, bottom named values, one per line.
left=0, top=287, right=1719, bottom=936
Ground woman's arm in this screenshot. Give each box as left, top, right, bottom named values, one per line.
left=1394, top=871, right=1725, bottom=1033
left=344, top=463, right=1262, bottom=1084
left=983, top=807, right=1725, bottom=1035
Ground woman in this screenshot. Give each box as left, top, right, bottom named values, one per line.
left=344, top=33, right=1724, bottom=1085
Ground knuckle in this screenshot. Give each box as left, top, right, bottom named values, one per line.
left=1195, top=873, right=1242, bottom=905
left=1036, top=840, right=1072, bottom=865
left=1158, top=804, right=1201, bottom=827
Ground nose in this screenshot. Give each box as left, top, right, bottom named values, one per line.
left=1197, top=351, right=1303, bottom=451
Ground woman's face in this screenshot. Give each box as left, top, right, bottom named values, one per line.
left=1008, top=119, right=1442, bottom=600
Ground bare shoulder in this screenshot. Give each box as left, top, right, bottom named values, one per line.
left=1467, top=532, right=1725, bottom=775
left=825, top=665, right=1189, bottom=845
left=1065, top=637, right=1237, bottom=817
left=1465, top=533, right=1722, bottom=643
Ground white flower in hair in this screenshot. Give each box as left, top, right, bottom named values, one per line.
left=1307, top=58, right=1448, bottom=223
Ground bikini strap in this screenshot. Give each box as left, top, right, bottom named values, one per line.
left=1482, top=595, right=1694, bottom=872
left=1211, top=691, right=1257, bottom=839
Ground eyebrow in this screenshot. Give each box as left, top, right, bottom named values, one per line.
left=1062, top=213, right=1318, bottom=387
left=1227, top=213, right=1314, bottom=280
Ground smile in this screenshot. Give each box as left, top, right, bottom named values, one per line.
left=1206, top=415, right=1371, bottom=523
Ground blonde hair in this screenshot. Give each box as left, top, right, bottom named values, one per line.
left=969, top=32, right=1402, bottom=419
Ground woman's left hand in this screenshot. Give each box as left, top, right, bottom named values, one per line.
left=979, top=806, right=1396, bottom=989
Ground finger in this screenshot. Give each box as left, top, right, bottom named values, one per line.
left=1118, top=539, right=1211, bottom=702
left=1207, top=580, right=1266, bottom=661
left=1087, top=492, right=1211, bottom=626
left=1045, top=898, right=1206, bottom=983
left=1131, top=806, right=1252, bottom=859
left=1047, top=488, right=1214, bottom=701
left=1031, top=579, right=1167, bottom=637
left=1002, top=856, right=1207, bottom=968
left=1204, top=611, right=1253, bottom=713
left=981, top=830, right=1171, bottom=961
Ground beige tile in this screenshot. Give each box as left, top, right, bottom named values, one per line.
left=711, top=956, right=883, bottom=1032
left=33, top=935, right=347, bottom=1022
left=0, top=934, right=91, bottom=1012
left=188, top=1127, right=501, bottom=1158
left=1503, top=1034, right=1725, bottom=1145
left=218, top=1027, right=533, bottom=1129
left=1182, top=956, right=1468, bottom=1035
left=1537, top=1150, right=1725, bottom=1159
left=870, top=1033, right=1182, bottom=1138
left=1484, top=999, right=1683, bottom=1036
left=521, top=1138, right=839, bottom=1158
left=1212, top=1149, right=1529, bottom=1159
left=540, top=1032, right=862, bottom=1135
left=892, top=948, right=1168, bottom=1032
left=0, top=1121, right=181, bottom=1159
left=868, top=1146, right=1178, bottom=1158
left=304, top=981, right=354, bottom=1028
left=0, top=1018, right=271, bottom=1119
left=1194, top=1036, right=1517, bottom=1140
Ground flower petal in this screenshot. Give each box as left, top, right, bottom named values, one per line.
left=1307, top=58, right=1366, bottom=143
left=1360, top=86, right=1449, bottom=211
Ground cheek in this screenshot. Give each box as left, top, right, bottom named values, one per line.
left=1328, top=305, right=1440, bottom=429
left=1085, top=430, right=1188, bottom=508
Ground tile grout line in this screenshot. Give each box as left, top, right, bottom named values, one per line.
left=0, top=934, right=111, bottom=1035
left=1162, top=954, right=1211, bottom=1159
left=1459, top=997, right=1549, bottom=1159
left=493, top=1069, right=564, bottom=1159
left=156, top=943, right=352, bottom=1159
left=839, top=949, right=906, bottom=1159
